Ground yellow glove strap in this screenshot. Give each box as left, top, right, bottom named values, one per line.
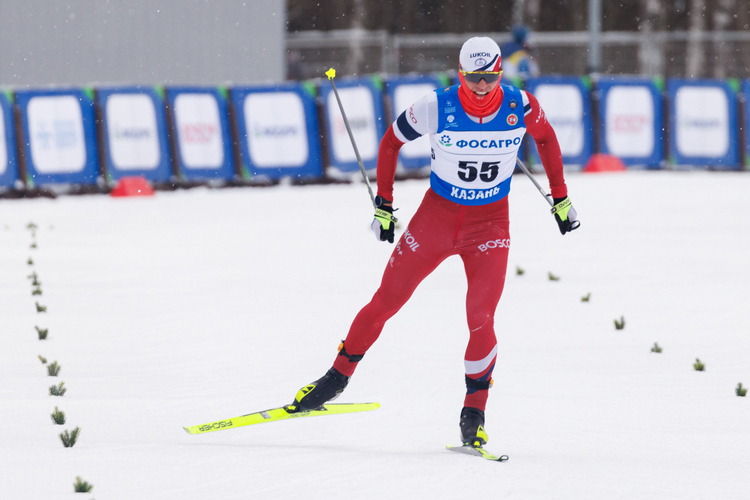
left=551, top=197, right=572, bottom=221
left=374, top=208, right=397, bottom=230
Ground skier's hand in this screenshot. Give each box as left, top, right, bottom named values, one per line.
left=371, top=196, right=398, bottom=243
left=551, top=196, right=580, bottom=235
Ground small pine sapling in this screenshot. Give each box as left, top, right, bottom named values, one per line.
left=27, top=257, right=34, bottom=266
left=27, top=271, right=37, bottom=281
left=36, top=326, right=48, bottom=340
left=38, top=355, right=48, bottom=364
left=614, top=316, right=625, bottom=330
left=60, top=427, right=81, bottom=447
left=516, top=266, right=525, bottom=276
left=651, top=342, right=662, bottom=353
left=693, top=358, right=705, bottom=371
left=47, top=361, right=61, bottom=376
left=30, top=241, right=37, bottom=249
left=581, top=293, right=591, bottom=302
left=26, top=222, right=38, bottom=230
left=35, top=302, right=47, bottom=312
left=32, top=286, right=42, bottom=296
left=736, top=383, right=747, bottom=397
left=548, top=272, right=560, bottom=281
left=31, top=276, right=40, bottom=286
left=49, top=382, right=67, bottom=396
left=51, top=407, right=66, bottom=425
left=73, top=476, right=93, bottom=493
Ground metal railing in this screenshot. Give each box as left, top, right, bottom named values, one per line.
left=286, top=30, right=750, bottom=81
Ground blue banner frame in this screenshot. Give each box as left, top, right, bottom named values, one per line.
left=597, top=77, right=663, bottom=168
left=166, top=87, right=235, bottom=181
left=742, top=80, right=750, bottom=167
left=0, top=92, right=18, bottom=188
left=385, top=75, right=443, bottom=170
left=667, top=79, right=739, bottom=169
left=524, top=76, right=593, bottom=166
left=231, top=83, right=323, bottom=180
left=319, top=76, right=386, bottom=173
left=98, top=86, right=171, bottom=182
left=15, top=88, right=98, bottom=186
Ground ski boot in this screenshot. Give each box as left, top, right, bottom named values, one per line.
left=287, top=367, right=350, bottom=413
left=460, top=407, right=488, bottom=447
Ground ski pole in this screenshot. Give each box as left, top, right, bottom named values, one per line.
left=516, top=157, right=580, bottom=231
left=325, top=68, right=377, bottom=208
left=515, top=157, right=553, bottom=207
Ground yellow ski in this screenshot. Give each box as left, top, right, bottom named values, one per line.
left=446, top=444, right=509, bottom=462
left=184, top=402, right=380, bottom=435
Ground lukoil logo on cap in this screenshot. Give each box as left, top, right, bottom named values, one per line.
left=459, top=37, right=501, bottom=72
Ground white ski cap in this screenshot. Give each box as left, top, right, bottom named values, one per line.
left=459, top=37, right=502, bottom=72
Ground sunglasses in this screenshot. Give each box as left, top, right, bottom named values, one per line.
left=460, top=70, right=502, bottom=84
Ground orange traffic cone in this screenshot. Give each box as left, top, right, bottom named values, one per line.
left=110, top=176, right=155, bottom=197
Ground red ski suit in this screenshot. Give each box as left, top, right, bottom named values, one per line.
left=333, top=81, right=567, bottom=411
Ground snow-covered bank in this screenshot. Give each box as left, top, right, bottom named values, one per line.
left=1, top=170, right=748, bottom=499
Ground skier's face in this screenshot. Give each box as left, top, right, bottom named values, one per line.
left=463, top=76, right=498, bottom=99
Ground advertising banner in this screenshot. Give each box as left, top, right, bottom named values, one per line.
left=166, top=87, right=234, bottom=180
left=231, top=83, right=322, bottom=180
left=0, top=92, right=18, bottom=188
left=668, top=79, right=739, bottom=168
left=319, top=77, right=386, bottom=174
left=597, top=78, right=663, bottom=168
left=15, top=89, right=98, bottom=186
left=525, top=76, right=593, bottom=167
left=385, top=75, right=442, bottom=170
left=98, top=87, right=171, bottom=182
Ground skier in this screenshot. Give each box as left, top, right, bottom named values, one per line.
left=500, top=26, right=540, bottom=82
left=288, top=36, right=579, bottom=448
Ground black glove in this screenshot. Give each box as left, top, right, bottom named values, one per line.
left=371, top=196, right=398, bottom=243
left=551, top=197, right=580, bottom=235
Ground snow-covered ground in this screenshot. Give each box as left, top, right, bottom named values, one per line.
left=1, top=170, right=749, bottom=499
